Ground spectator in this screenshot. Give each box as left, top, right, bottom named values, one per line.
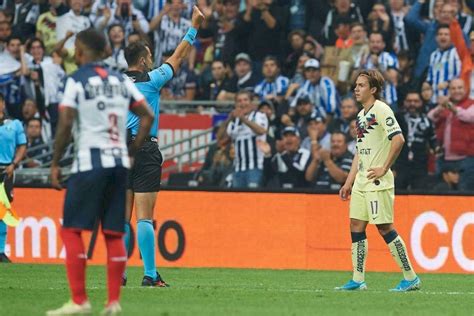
left=321, top=0, right=364, bottom=45
left=291, top=59, right=339, bottom=120
left=300, top=112, right=331, bottom=152
left=421, top=81, right=436, bottom=111
left=254, top=55, right=289, bottom=103
left=36, top=0, right=68, bottom=55
left=21, top=98, right=52, bottom=143
left=10, top=0, right=40, bottom=39
left=283, top=29, right=306, bottom=77
left=258, top=99, right=280, bottom=140
left=405, top=1, right=457, bottom=81
left=366, top=1, right=394, bottom=49
left=328, top=96, right=359, bottom=134
left=389, top=0, right=411, bottom=53
left=218, top=90, right=268, bottom=188
left=260, top=126, right=311, bottom=189
left=425, top=24, right=461, bottom=104
left=236, top=0, right=285, bottom=63
left=282, top=95, right=317, bottom=138
left=200, top=59, right=230, bottom=100
left=24, top=37, right=65, bottom=135
left=428, top=78, right=474, bottom=191
left=334, top=16, right=353, bottom=49
left=432, top=164, right=460, bottom=191
left=448, top=0, right=472, bottom=37
left=0, top=20, right=11, bottom=51
left=161, top=50, right=197, bottom=101
left=149, top=0, right=189, bottom=66
left=198, top=136, right=234, bottom=188
left=217, top=52, right=261, bottom=101
left=347, top=118, right=357, bottom=154
left=285, top=52, right=313, bottom=101
left=103, top=24, right=128, bottom=72
left=348, top=22, right=369, bottom=66
left=0, top=35, right=27, bottom=120
left=55, top=0, right=92, bottom=74
left=303, top=38, right=323, bottom=60
left=208, top=0, right=241, bottom=65
left=353, top=31, right=399, bottom=109
left=305, top=131, right=353, bottom=190
left=92, top=0, right=149, bottom=42
left=449, top=17, right=474, bottom=100
left=23, top=118, right=49, bottom=168
left=394, top=91, right=438, bottom=190
left=395, top=50, right=416, bottom=108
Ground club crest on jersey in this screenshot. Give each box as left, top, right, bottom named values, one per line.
left=356, top=114, right=378, bottom=142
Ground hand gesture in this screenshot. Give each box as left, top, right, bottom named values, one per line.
left=4, top=164, right=14, bottom=179
left=66, top=30, right=75, bottom=39
left=256, top=140, right=272, bottom=156
left=103, top=7, right=111, bottom=20
left=191, top=5, right=205, bottom=29
left=339, top=182, right=352, bottom=201
left=319, top=149, right=331, bottom=162
left=307, top=125, right=319, bottom=140
left=281, top=114, right=293, bottom=126
left=50, top=164, right=63, bottom=190
left=367, top=166, right=387, bottom=180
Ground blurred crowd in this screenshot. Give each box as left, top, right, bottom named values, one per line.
left=0, top=0, right=473, bottom=191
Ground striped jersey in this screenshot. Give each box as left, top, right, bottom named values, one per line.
left=355, top=51, right=399, bottom=107
left=227, top=111, right=268, bottom=172
left=392, top=12, right=409, bottom=52
left=59, top=63, right=145, bottom=174
left=426, top=47, right=461, bottom=103
left=153, top=15, right=191, bottom=66
left=291, top=77, right=339, bottom=116
left=254, top=75, right=289, bottom=100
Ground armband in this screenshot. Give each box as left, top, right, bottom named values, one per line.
left=182, top=27, right=197, bottom=45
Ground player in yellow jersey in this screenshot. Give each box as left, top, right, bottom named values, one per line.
left=336, top=70, right=421, bottom=292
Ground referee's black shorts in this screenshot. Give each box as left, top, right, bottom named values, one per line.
left=127, top=139, right=163, bottom=193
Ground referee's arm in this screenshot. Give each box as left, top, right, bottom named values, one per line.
left=165, top=6, right=205, bottom=73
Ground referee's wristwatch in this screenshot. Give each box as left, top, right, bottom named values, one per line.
left=10, top=161, right=18, bottom=169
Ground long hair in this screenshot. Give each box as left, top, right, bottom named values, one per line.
left=357, top=69, right=385, bottom=100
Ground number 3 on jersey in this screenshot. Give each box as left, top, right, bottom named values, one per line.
left=108, top=113, right=119, bottom=142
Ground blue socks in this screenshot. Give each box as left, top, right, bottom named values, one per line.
left=123, top=222, right=131, bottom=254
left=137, top=220, right=157, bottom=279
left=122, top=222, right=131, bottom=277
left=0, top=220, right=7, bottom=253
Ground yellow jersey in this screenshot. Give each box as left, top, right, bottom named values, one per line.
left=353, top=100, right=402, bottom=192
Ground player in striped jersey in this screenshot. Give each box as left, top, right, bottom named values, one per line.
left=219, top=90, right=269, bottom=188
left=254, top=56, right=289, bottom=104
left=291, top=59, right=339, bottom=120
left=426, top=24, right=461, bottom=104
left=353, top=32, right=399, bottom=109
left=48, top=28, right=154, bottom=316
left=149, top=0, right=191, bottom=67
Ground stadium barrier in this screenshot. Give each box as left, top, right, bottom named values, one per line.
left=5, top=189, right=473, bottom=274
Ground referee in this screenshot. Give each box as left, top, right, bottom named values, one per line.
left=0, top=92, right=27, bottom=263
left=122, top=5, right=205, bottom=287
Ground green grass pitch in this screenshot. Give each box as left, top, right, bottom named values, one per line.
left=0, top=264, right=473, bottom=315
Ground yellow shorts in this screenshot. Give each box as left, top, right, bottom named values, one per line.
left=349, top=188, right=394, bottom=224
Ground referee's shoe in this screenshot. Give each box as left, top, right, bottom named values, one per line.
left=141, top=272, right=169, bottom=287
left=0, top=253, right=11, bottom=263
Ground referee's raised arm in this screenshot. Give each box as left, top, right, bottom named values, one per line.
left=164, top=6, right=205, bottom=73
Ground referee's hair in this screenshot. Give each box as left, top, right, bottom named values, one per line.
left=76, top=28, right=107, bottom=58
left=0, top=92, right=4, bottom=102
left=124, top=41, right=149, bottom=67
left=357, top=69, right=385, bottom=100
